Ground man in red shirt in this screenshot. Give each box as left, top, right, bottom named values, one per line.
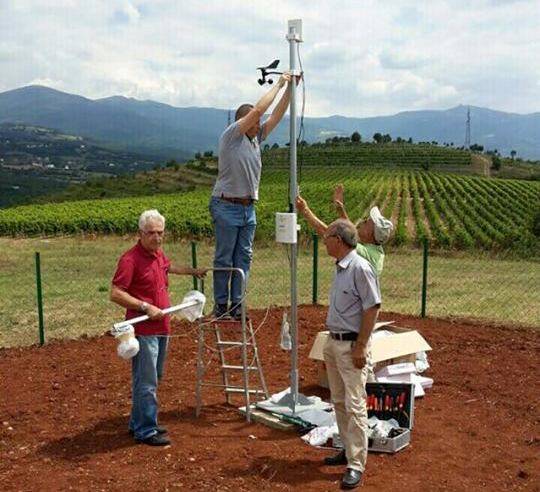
left=111, top=209, right=205, bottom=446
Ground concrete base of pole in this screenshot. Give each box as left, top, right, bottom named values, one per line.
left=273, top=391, right=313, bottom=409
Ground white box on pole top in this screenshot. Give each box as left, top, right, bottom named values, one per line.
left=287, top=19, right=303, bottom=42
left=276, top=212, right=298, bottom=243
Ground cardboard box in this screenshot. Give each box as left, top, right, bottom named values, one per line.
left=375, top=362, right=416, bottom=378
left=375, top=364, right=434, bottom=397
left=309, top=323, right=432, bottom=389
left=375, top=363, right=425, bottom=397
left=415, top=374, right=434, bottom=389
left=376, top=374, right=425, bottom=397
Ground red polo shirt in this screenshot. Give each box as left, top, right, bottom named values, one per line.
left=112, top=241, right=171, bottom=336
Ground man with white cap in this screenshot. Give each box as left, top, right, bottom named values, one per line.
left=296, top=186, right=394, bottom=277
left=333, top=183, right=393, bottom=276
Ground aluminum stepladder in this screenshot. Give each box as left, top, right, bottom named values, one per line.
left=195, top=268, right=268, bottom=422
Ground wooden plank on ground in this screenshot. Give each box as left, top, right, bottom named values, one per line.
left=238, top=405, right=297, bottom=431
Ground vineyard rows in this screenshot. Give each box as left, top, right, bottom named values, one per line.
left=0, top=169, right=538, bottom=252
left=263, top=143, right=472, bottom=169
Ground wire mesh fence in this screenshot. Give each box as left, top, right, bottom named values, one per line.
left=1, top=235, right=538, bottom=348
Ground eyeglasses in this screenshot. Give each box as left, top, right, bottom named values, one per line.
left=324, top=233, right=340, bottom=241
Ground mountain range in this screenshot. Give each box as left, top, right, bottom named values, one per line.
left=1, top=85, right=539, bottom=160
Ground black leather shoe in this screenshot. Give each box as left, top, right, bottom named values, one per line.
left=324, top=449, right=347, bottom=466
left=230, top=307, right=249, bottom=321
left=341, top=468, right=362, bottom=489
left=129, top=426, right=167, bottom=437
left=212, top=304, right=230, bottom=319
left=135, top=433, right=171, bottom=446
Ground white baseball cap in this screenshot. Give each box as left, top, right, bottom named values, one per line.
left=369, top=206, right=394, bottom=244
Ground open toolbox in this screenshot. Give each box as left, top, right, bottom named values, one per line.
left=333, top=382, right=415, bottom=454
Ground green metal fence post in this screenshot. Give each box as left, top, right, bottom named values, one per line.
left=312, top=234, right=319, bottom=304
left=35, top=252, right=45, bottom=345
left=421, top=238, right=429, bottom=318
left=191, top=241, right=198, bottom=290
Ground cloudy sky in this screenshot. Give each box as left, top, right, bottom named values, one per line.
left=1, top=0, right=538, bottom=117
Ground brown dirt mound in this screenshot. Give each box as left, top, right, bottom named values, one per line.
left=0, top=306, right=538, bottom=491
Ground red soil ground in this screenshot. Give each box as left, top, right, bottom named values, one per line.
left=1, top=306, right=538, bottom=491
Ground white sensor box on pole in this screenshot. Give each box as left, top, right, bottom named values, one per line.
left=287, top=19, right=303, bottom=42
left=276, top=212, right=298, bottom=244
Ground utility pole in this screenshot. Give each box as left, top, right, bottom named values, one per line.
left=286, top=19, right=304, bottom=414
left=270, top=20, right=313, bottom=416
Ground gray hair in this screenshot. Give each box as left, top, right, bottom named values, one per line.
left=328, top=219, right=358, bottom=248
left=138, top=209, right=165, bottom=231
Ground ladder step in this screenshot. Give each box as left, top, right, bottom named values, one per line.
left=221, top=364, right=258, bottom=371
left=224, top=387, right=265, bottom=394
left=216, top=341, right=251, bottom=347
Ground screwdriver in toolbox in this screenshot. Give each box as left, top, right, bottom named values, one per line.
left=398, top=392, right=408, bottom=420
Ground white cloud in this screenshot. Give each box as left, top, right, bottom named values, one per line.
left=379, top=50, right=429, bottom=70
left=0, top=0, right=538, bottom=117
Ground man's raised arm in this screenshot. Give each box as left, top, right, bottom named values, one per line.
left=333, top=184, right=350, bottom=221
left=296, top=195, right=329, bottom=236
left=261, top=73, right=296, bottom=138
left=237, top=72, right=291, bottom=135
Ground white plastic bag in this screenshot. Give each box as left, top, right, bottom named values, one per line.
left=280, top=312, right=292, bottom=350
left=117, top=336, right=140, bottom=359
left=180, top=291, right=206, bottom=322
left=114, top=324, right=140, bottom=360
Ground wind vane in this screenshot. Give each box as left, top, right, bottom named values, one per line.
left=256, top=59, right=284, bottom=85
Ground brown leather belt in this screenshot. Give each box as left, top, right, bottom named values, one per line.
left=220, top=195, right=254, bottom=206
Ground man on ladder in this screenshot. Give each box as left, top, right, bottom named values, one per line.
left=209, top=72, right=293, bottom=320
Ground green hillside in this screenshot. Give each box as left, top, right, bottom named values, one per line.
left=7, top=141, right=478, bottom=206
left=0, top=123, right=160, bottom=207
left=1, top=167, right=538, bottom=255
left=13, top=140, right=539, bottom=208
left=264, top=141, right=473, bottom=171
left=29, top=165, right=215, bottom=204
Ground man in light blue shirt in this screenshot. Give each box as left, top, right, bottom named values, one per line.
left=321, top=219, right=381, bottom=490
left=210, top=72, right=293, bottom=319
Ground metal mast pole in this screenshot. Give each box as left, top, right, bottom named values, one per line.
left=287, top=19, right=302, bottom=413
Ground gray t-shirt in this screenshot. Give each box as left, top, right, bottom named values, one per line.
left=326, top=249, right=382, bottom=334
left=212, top=121, right=266, bottom=200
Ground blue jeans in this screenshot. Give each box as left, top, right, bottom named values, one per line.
left=209, top=196, right=256, bottom=306
left=129, top=335, right=168, bottom=440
